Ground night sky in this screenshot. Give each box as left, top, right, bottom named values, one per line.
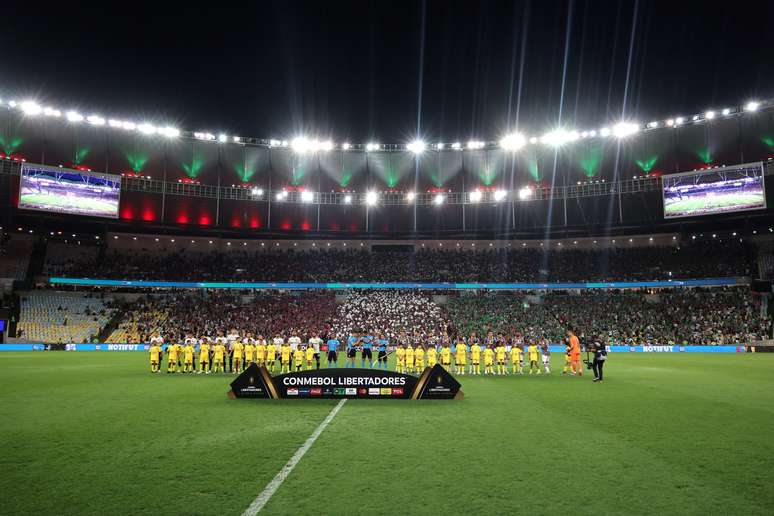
left=2, top=0, right=773, bottom=143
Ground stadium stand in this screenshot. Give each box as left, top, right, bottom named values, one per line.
left=43, top=242, right=100, bottom=277
left=16, top=292, right=116, bottom=343
left=0, top=233, right=33, bottom=281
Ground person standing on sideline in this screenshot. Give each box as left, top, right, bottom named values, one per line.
left=309, top=333, right=323, bottom=369
left=326, top=335, right=340, bottom=367
left=592, top=336, right=607, bottom=382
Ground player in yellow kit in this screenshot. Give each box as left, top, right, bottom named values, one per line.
left=244, top=339, right=255, bottom=365
left=149, top=342, right=161, bottom=373
left=426, top=344, right=437, bottom=367
left=166, top=343, right=178, bottom=373
left=528, top=341, right=541, bottom=374
left=483, top=345, right=495, bottom=375
left=495, top=341, right=507, bottom=375
left=232, top=340, right=244, bottom=374
left=212, top=342, right=226, bottom=373
left=510, top=343, right=523, bottom=374
left=305, top=345, right=315, bottom=370
left=405, top=344, right=415, bottom=374
left=454, top=339, right=467, bottom=375
left=183, top=341, right=195, bottom=373
left=198, top=340, right=210, bottom=374
left=440, top=342, right=452, bottom=370
left=280, top=343, right=292, bottom=373
left=395, top=344, right=406, bottom=373
left=470, top=340, right=481, bottom=375
left=414, top=344, right=425, bottom=372
left=294, top=348, right=305, bottom=372
left=264, top=339, right=275, bottom=372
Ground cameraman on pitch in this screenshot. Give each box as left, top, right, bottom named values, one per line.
left=590, top=335, right=608, bottom=382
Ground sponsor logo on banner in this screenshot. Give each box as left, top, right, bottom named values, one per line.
left=287, top=388, right=299, bottom=396
left=629, top=346, right=636, bottom=352
left=345, top=388, right=357, bottom=395
left=107, top=344, right=143, bottom=351
left=380, top=388, right=392, bottom=395
left=322, top=387, right=333, bottom=396
left=642, top=345, right=674, bottom=353
left=358, top=388, right=368, bottom=397
left=368, top=388, right=380, bottom=396
left=333, top=388, right=346, bottom=396
left=679, top=346, right=686, bottom=352
left=95, top=345, right=101, bottom=351
left=299, top=388, right=310, bottom=397
left=392, top=388, right=404, bottom=396
left=310, top=388, right=322, bottom=396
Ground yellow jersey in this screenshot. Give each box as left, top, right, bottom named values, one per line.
left=426, top=347, right=437, bottom=365
left=244, top=343, right=255, bottom=361
left=414, top=347, right=425, bottom=364
left=280, top=345, right=291, bottom=363
left=233, top=342, right=244, bottom=359
left=150, top=345, right=160, bottom=361
left=528, top=344, right=539, bottom=360
left=199, top=343, right=210, bottom=361
left=510, top=346, right=522, bottom=362
left=405, top=347, right=415, bottom=363
left=440, top=347, right=451, bottom=364
left=484, top=348, right=494, bottom=365
left=471, top=344, right=481, bottom=362
left=455, top=344, right=467, bottom=361
left=495, top=345, right=506, bottom=361
left=167, top=345, right=178, bottom=360
left=184, top=344, right=194, bottom=362
left=214, top=344, right=226, bottom=360
left=396, top=348, right=406, bottom=363
left=258, top=343, right=269, bottom=360
left=293, top=349, right=304, bottom=363
left=305, top=347, right=315, bottom=361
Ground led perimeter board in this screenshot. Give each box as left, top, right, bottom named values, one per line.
left=662, top=162, right=766, bottom=219
left=18, top=164, right=121, bottom=219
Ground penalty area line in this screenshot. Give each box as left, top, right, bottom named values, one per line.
left=242, top=398, right=347, bottom=515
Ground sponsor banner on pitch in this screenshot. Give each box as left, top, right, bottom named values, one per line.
left=229, top=364, right=462, bottom=400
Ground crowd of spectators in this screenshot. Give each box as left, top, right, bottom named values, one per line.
left=44, top=239, right=754, bottom=283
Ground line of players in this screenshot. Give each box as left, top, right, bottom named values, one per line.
left=147, top=328, right=585, bottom=377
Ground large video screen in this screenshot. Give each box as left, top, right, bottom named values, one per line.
left=18, top=164, right=121, bottom=219
left=662, top=163, right=766, bottom=219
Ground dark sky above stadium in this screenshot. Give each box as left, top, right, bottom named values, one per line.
left=2, top=0, right=773, bottom=143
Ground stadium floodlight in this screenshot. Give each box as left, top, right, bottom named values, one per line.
left=122, top=121, right=137, bottom=131
left=467, top=140, right=485, bottom=150
left=529, top=136, right=538, bottom=144
left=705, top=110, right=716, bottom=120
left=613, top=122, right=639, bottom=138
left=365, top=191, right=378, bottom=206
left=137, top=123, right=156, bottom=135
left=320, top=140, right=334, bottom=152
left=494, top=189, right=507, bottom=202
left=647, top=121, right=659, bottom=129
left=301, top=190, right=314, bottom=202
left=20, top=101, right=42, bottom=116
left=469, top=190, right=482, bottom=203
left=366, top=142, right=380, bottom=152
left=451, top=142, right=462, bottom=150
left=233, top=136, right=241, bottom=143
left=159, top=126, right=180, bottom=138
left=721, top=108, right=731, bottom=116
left=406, top=191, right=416, bottom=202
left=218, top=133, right=228, bottom=143
left=433, top=193, right=445, bottom=205
left=500, top=132, right=526, bottom=151
left=108, top=119, right=123, bottom=128
left=540, top=129, right=576, bottom=147
left=518, top=187, right=532, bottom=200
left=674, top=117, right=685, bottom=126
left=745, top=101, right=760, bottom=112
left=66, top=111, right=84, bottom=122
left=269, top=139, right=281, bottom=147
left=7, top=100, right=17, bottom=107
left=665, top=119, right=675, bottom=127
left=251, top=187, right=263, bottom=196
left=692, top=115, right=700, bottom=121
left=276, top=191, right=287, bottom=201
left=44, top=107, right=61, bottom=117
left=87, top=115, right=105, bottom=126
left=343, top=194, right=353, bottom=204
left=599, top=127, right=611, bottom=137
left=291, top=137, right=311, bottom=153
left=436, top=143, right=445, bottom=150
left=342, top=142, right=351, bottom=150
left=588, top=130, right=597, bottom=137
left=407, top=139, right=426, bottom=154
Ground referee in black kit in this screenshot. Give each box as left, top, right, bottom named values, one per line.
left=591, top=335, right=608, bottom=382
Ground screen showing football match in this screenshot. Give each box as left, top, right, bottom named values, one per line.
left=662, top=163, right=766, bottom=219
left=18, top=164, right=121, bottom=219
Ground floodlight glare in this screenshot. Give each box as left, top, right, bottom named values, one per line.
left=291, top=137, right=310, bottom=153
left=499, top=132, right=526, bottom=151
left=342, top=142, right=351, bottom=150
left=518, top=187, right=532, bottom=200
left=666, top=119, right=675, bottom=127
left=467, top=140, right=484, bottom=150
left=613, top=122, right=639, bottom=138
left=320, top=140, right=334, bottom=152
left=251, top=188, right=263, bottom=196
left=366, top=142, right=380, bottom=152
left=469, top=190, right=482, bottom=203
left=674, top=117, right=685, bottom=126
left=647, top=121, right=658, bottom=129
left=599, top=127, right=611, bottom=137
left=20, top=101, right=42, bottom=116
left=123, top=121, right=137, bottom=131
left=343, top=194, right=353, bottom=204
left=407, top=139, right=426, bottom=154
left=276, top=191, right=287, bottom=201
left=721, top=108, right=731, bottom=116
left=269, top=139, right=281, bottom=147
left=494, top=189, right=507, bottom=201
left=451, top=142, right=462, bottom=150
left=301, top=190, right=314, bottom=202
left=66, top=111, right=84, bottom=122
left=365, top=191, right=378, bottom=206
left=159, top=126, right=180, bottom=138
left=138, top=123, right=156, bottom=135
left=406, top=192, right=416, bottom=201
left=436, top=143, right=445, bottom=150
left=218, top=133, right=228, bottom=143
left=745, top=101, right=760, bottom=112
left=704, top=110, right=716, bottom=120
left=87, top=115, right=105, bottom=126
left=433, top=193, right=445, bottom=205
left=44, top=107, right=61, bottom=117
left=540, top=129, right=574, bottom=146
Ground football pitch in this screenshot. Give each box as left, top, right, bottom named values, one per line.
left=2, top=353, right=773, bottom=515
left=664, top=192, right=764, bottom=216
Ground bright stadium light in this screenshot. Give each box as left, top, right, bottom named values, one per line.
left=599, top=127, right=611, bottom=137
left=44, top=107, right=61, bottom=117
left=66, top=111, right=84, bottom=122
left=467, top=140, right=485, bottom=150
left=251, top=188, right=263, bottom=197
left=406, top=191, right=416, bottom=202
left=540, top=129, right=575, bottom=147
left=218, top=133, right=228, bottom=143
left=666, top=119, right=675, bottom=127
left=366, top=142, right=380, bottom=152
left=469, top=190, right=482, bottom=203
left=407, top=139, right=426, bottom=154
left=301, top=190, right=314, bottom=203
left=342, top=142, right=351, bottom=150
left=269, top=139, right=281, bottom=147
left=721, top=108, right=731, bottom=116
left=233, top=136, right=241, bottom=143
left=20, top=101, right=42, bottom=116
left=674, top=117, right=685, bottom=126
left=433, top=193, right=445, bottom=205
left=276, top=191, right=287, bottom=201
left=137, top=123, right=156, bottom=135
left=500, top=132, right=526, bottom=151
left=647, top=121, right=659, bottom=129
left=613, top=122, right=639, bottom=138
left=320, top=140, right=334, bottom=152
left=158, top=126, right=180, bottom=138
left=451, top=142, right=462, bottom=150
left=704, top=110, right=716, bottom=120
left=745, top=101, right=760, bottom=112
left=494, top=189, right=507, bottom=201
left=108, top=119, right=123, bottom=128
left=291, top=137, right=310, bottom=153
left=529, top=136, right=538, bottom=144
left=436, top=143, right=445, bottom=150
left=365, top=191, right=378, bottom=206
left=343, top=194, right=353, bottom=204
left=518, top=187, right=532, bottom=200
left=87, top=115, right=105, bottom=126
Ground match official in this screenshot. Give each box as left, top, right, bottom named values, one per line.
left=591, top=336, right=607, bottom=382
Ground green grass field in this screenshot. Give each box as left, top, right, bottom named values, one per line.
left=19, top=193, right=118, bottom=215
left=664, top=192, right=764, bottom=216
left=2, top=352, right=773, bottom=515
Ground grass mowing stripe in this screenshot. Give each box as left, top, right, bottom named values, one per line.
left=242, top=398, right=347, bottom=516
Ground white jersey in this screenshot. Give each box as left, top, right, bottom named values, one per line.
left=309, top=337, right=323, bottom=353
left=184, top=337, right=198, bottom=346
left=150, top=336, right=164, bottom=345
left=243, top=337, right=256, bottom=345
left=273, top=337, right=284, bottom=347
left=215, top=336, right=228, bottom=347
left=226, top=333, right=239, bottom=350
left=288, top=336, right=301, bottom=351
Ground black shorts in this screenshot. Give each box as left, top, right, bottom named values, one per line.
left=347, top=348, right=356, bottom=358
left=377, top=350, right=387, bottom=361
left=362, top=348, right=373, bottom=360
left=327, top=351, right=338, bottom=362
